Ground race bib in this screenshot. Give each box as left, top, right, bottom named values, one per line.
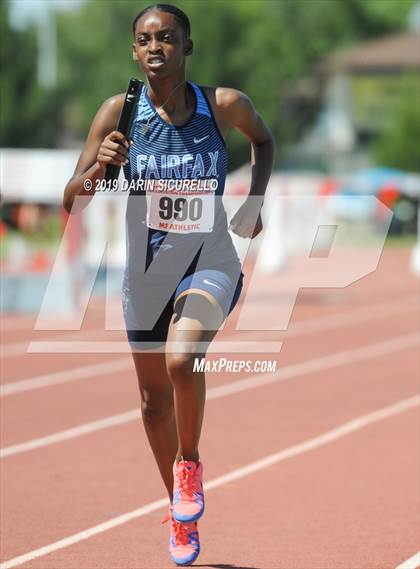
left=145, top=179, right=216, bottom=234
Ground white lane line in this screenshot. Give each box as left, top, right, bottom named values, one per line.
left=396, top=552, right=420, bottom=569
left=0, top=301, right=125, bottom=356
left=1, top=341, right=281, bottom=398
left=2, top=295, right=418, bottom=395
left=1, top=294, right=417, bottom=359
left=273, top=295, right=418, bottom=336
left=0, top=411, right=141, bottom=458
left=1, top=332, right=418, bottom=458
left=0, top=358, right=132, bottom=397
left=206, top=332, right=419, bottom=400
left=204, top=396, right=419, bottom=488
left=0, top=394, right=418, bottom=569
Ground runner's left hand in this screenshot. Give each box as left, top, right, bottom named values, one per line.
left=229, top=200, right=263, bottom=239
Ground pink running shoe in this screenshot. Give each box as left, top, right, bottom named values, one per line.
left=172, top=458, right=205, bottom=523
left=161, top=506, right=200, bottom=566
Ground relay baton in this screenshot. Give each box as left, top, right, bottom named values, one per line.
left=104, top=77, right=143, bottom=182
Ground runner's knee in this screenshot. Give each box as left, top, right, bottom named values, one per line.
left=166, top=351, right=200, bottom=385
left=140, top=388, right=174, bottom=424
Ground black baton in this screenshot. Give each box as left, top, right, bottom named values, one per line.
left=104, top=78, right=143, bottom=182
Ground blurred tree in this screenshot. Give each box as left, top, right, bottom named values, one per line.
left=373, top=76, right=420, bottom=172
left=353, top=0, right=415, bottom=30
left=56, top=0, right=136, bottom=137
left=56, top=0, right=246, bottom=136
left=0, top=0, right=62, bottom=147
left=3, top=0, right=415, bottom=162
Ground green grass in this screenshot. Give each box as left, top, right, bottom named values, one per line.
left=385, top=233, right=418, bottom=247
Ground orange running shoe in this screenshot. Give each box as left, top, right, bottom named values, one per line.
left=172, top=458, right=205, bottom=523
left=161, top=506, right=200, bottom=566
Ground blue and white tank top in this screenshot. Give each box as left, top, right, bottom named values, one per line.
left=123, top=81, right=240, bottom=277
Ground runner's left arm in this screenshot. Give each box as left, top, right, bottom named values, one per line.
left=216, top=88, right=275, bottom=238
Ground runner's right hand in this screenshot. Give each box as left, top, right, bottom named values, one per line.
left=97, top=131, right=130, bottom=169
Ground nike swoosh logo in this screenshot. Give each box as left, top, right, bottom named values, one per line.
left=203, top=279, right=221, bottom=289
left=194, top=135, right=209, bottom=144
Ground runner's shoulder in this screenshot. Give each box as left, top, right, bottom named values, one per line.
left=201, top=85, right=251, bottom=111
left=200, top=86, right=253, bottom=131
left=88, top=93, right=126, bottom=137
left=98, top=93, right=125, bottom=125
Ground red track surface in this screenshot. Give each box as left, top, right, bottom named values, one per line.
left=1, top=244, right=419, bottom=569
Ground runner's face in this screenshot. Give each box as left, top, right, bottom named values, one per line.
left=133, top=11, right=190, bottom=78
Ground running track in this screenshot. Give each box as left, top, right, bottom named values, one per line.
left=1, top=244, right=419, bottom=569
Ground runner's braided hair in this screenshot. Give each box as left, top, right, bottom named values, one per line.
left=132, top=4, right=191, bottom=38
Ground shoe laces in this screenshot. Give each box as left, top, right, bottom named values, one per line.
left=160, top=506, right=193, bottom=546
left=160, top=506, right=173, bottom=525
left=177, top=460, right=196, bottom=499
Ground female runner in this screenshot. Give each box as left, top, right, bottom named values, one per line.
left=64, top=3, right=275, bottom=565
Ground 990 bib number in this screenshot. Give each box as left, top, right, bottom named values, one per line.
left=146, top=191, right=214, bottom=233
left=159, top=197, right=203, bottom=222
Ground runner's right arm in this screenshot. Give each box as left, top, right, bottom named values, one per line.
left=63, top=94, right=129, bottom=214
